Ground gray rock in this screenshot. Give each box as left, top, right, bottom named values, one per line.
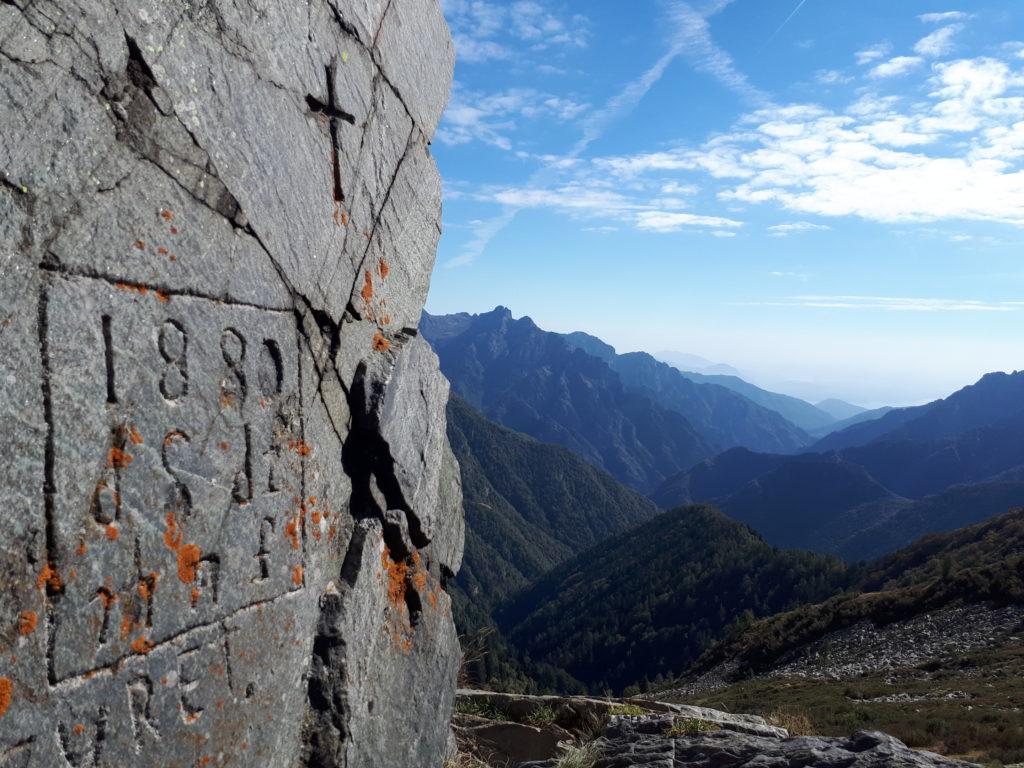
left=582, top=716, right=979, bottom=768
left=0, top=1, right=460, bottom=765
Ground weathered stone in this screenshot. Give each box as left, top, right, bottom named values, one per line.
left=454, top=714, right=571, bottom=766
left=0, top=1, right=460, bottom=765
left=586, top=716, right=979, bottom=768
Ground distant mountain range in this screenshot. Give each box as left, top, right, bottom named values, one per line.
left=423, top=308, right=829, bottom=491
left=654, top=350, right=742, bottom=377
left=653, top=371, right=1024, bottom=559
left=423, top=306, right=1023, bottom=696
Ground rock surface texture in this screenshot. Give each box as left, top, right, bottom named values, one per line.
left=521, top=715, right=979, bottom=768
left=0, top=1, right=460, bottom=765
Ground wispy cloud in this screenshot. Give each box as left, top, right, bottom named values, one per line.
left=587, top=52, right=1024, bottom=228
left=856, top=42, right=892, bottom=65
left=915, top=24, right=962, bottom=58
left=740, top=295, right=1021, bottom=312
left=446, top=0, right=752, bottom=266
left=471, top=183, right=740, bottom=235
left=870, top=55, right=924, bottom=78
left=443, top=0, right=589, bottom=63
left=437, top=86, right=590, bottom=150
left=919, top=11, right=969, bottom=24
left=768, top=222, right=830, bottom=236
left=636, top=211, right=743, bottom=232
left=769, top=270, right=810, bottom=281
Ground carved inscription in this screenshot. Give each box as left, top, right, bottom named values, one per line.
left=43, top=276, right=307, bottom=683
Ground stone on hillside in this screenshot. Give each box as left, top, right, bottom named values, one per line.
left=0, top=1, right=460, bottom=765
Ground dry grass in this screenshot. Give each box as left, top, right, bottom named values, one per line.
left=443, top=752, right=490, bottom=768
left=767, top=709, right=816, bottom=736
left=557, top=742, right=602, bottom=768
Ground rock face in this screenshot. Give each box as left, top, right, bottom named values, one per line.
left=521, top=715, right=978, bottom=768
left=584, top=716, right=979, bottom=768
left=0, top=1, right=460, bottom=765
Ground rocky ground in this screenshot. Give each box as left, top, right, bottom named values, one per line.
left=448, top=691, right=977, bottom=768
left=664, top=602, right=1024, bottom=698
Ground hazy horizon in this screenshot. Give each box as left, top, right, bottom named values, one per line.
left=426, top=0, right=1024, bottom=408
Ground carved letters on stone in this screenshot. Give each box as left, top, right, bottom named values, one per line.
left=0, top=0, right=459, bottom=764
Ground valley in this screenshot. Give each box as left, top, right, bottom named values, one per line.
left=427, top=306, right=1024, bottom=766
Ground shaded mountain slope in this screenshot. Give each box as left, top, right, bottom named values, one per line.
left=650, top=447, right=788, bottom=508
left=677, top=369, right=837, bottom=433
left=422, top=308, right=712, bottom=491
left=690, top=507, right=1024, bottom=679
left=496, top=505, right=852, bottom=694
left=815, top=370, right=1024, bottom=451
left=815, top=398, right=867, bottom=421
left=716, top=454, right=900, bottom=552
left=447, top=394, right=659, bottom=609
left=611, top=352, right=811, bottom=454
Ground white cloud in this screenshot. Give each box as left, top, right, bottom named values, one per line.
left=816, top=69, right=852, bottom=85
left=767, top=221, right=830, bottom=236
left=587, top=52, right=1024, bottom=229
left=769, top=270, right=809, bottom=281
left=443, top=0, right=589, bottom=63
left=635, top=211, right=744, bottom=232
left=914, top=24, right=962, bottom=58
left=437, top=86, right=590, bottom=149
left=474, top=183, right=741, bottom=235
left=919, top=11, right=969, bottom=24
left=869, top=56, right=924, bottom=79
left=856, top=43, right=891, bottom=65
left=711, top=230, right=737, bottom=237
left=745, top=295, right=1019, bottom=312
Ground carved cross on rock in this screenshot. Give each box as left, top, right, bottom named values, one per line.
left=306, top=62, right=356, bottom=203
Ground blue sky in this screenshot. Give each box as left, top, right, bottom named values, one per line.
left=425, top=0, right=1024, bottom=407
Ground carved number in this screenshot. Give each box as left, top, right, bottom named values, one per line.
left=220, top=328, right=247, bottom=408
left=158, top=319, right=189, bottom=402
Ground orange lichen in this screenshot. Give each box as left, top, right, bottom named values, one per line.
left=157, top=246, right=169, bottom=255
left=169, top=254, right=177, bottom=262
left=17, top=611, right=36, bottom=636
left=170, top=226, right=179, bottom=235
left=37, top=564, right=61, bottom=592
left=377, top=258, right=390, bottom=279
left=291, top=565, right=303, bottom=586
left=177, top=544, right=201, bottom=584
left=138, top=572, right=158, bottom=601
left=284, top=514, right=301, bottom=551
left=108, top=447, right=134, bottom=469
left=105, top=524, right=119, bottom=541
left=161, top=209, right=174, bottom=221
left=371, top=332, right=390, bottom=352
left=163, top=511, right=183, bottom=550
left=164, top=512, right=201, bottom=584
left=287, top=440, right=312, bottom=457
left=129, top=425, right=144, bottom=445
left=381, top=314, right=392, bottom=326
left=341, top=210, right=349, bottom=226
left=120, top=616, right=134, bottom=641
left=381, top=547, right=409, bottom=611
left=76, top=540, right=87, bottom=556
left=131, top=636, right=154, bottom=654
left=190, top=587, right=201, bottom=607
left=218, top=441, right=230, bottom=451
left=219, top=391, right=236, bottom=407
left=133, top=240, right=145, bottom=250
left=360, top=270, right=373, bottom=302
left=0, top=678, right=11, bottom=719
left=155, top=290, right=170, bottom=303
